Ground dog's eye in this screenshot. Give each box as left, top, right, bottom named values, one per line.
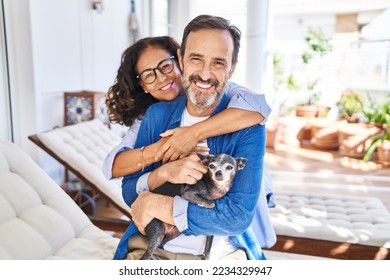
left=226, top=165, right=233, bottom=170
left=209, top=164, right=215, bottom=169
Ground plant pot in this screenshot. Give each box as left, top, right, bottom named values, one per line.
left=266, top=124, right=280, bottom=149
left=277, top=116, right=309, bottom=146
left=377, top=140, right=390, bottom=167
left=311, top=126, right=340, bottom=150
left=345, top=116, right=359, bottom=123
left=295, top=105, right=318, bottom=118
left=305, top=118, right=346, bottom=150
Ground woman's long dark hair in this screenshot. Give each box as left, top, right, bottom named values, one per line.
left=106, top=36, right=180, bottom=127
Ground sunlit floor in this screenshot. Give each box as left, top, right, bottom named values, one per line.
left=266, top=142, right=390, bottom=212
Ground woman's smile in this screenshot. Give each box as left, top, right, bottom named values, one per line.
left=159, top=81, right=174, bottom=92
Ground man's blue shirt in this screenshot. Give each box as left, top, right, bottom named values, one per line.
left=118, top=93, right=267, bottom=259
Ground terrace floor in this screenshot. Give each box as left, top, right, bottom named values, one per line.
left=266, top=142, right=390, bottom=212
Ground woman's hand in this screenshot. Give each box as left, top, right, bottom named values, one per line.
left=148, top=153, right=208, bottom=190
left=155, top=127, right=209, bottom=163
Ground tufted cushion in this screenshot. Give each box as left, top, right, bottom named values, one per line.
left=33, top=119, right=130, bottom=216
left=0, top=141, right=119, bottom=259
left=270, top=191, right=390, bottom=248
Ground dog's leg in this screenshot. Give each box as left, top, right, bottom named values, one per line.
left=160, top=224, right=180, bottom=247
left=203, top=235, right=214, bottom=260
left=152, top=182, right=185, bottom=196
left=140, top=218, right=165, bottom=260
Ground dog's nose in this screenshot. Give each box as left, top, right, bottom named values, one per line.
left=215, top=170, right=222, bottom=177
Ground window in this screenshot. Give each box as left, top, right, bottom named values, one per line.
left=151, top=0, right=169, bottom=36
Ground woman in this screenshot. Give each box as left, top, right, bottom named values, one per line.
left=103, top=36, right=276, bottom=255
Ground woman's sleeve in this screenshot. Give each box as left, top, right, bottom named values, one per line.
left=225, top=81, right=272, bottom=125
left=102, top=119, right=141, bottom=179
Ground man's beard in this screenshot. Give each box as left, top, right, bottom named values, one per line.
left=183, top=74, right=227, bottom=109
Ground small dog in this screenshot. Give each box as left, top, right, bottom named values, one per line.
left=139, top=153, right=247, bottom=260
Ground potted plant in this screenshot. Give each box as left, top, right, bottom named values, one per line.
left=295, top=28, right=333, bottom=118
left=295, top=85, right=321, bottom=118
left=363, top=96, right=390, bottom=166
left=267, top=53, right=301, bottom=148
left=336, top=90, right=364, bottom=123
left=363, top=125, right=390, bottom=166
left=362, top=93, right=390, bottom=128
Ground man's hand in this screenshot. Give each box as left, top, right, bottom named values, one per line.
left=131, top=192, right=174, bottom=235
left=156, top=127, right=209, bottom=163
left=148, top=153, right=208, bottom=191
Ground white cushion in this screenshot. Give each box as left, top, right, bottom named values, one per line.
left=35, top=119, right=130, bottom=216
left=270, top=191, right=390, bottom=248
left=0, top=141, right=119, bottom=259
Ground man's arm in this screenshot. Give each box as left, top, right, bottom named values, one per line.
left=185, top=124, right=265, bottom=236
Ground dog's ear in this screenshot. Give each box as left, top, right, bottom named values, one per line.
left=196, top=153, right=212, bottom=166
left=235, top=157, right=247, bottom=170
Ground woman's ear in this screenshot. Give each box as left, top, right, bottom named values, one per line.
left=140, top=83, right=148, bottom=93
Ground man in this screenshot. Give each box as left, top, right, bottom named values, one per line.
left=115, top=15, right=273, bottom=260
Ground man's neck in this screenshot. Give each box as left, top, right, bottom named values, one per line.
left=185, top=101, right=219, bottom=117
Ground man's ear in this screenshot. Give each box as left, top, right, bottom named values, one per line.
left=177, top=49, right=184, bottom=72
left=196, top=153, right=212, bottom=166
left=228, top=63, right=237, bottom=79
left=235, top=157, right=247, bottom=170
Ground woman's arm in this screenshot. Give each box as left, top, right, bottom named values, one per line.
left=105, top=118, right=168, bottom=179
left=112, top=137, right=167, bottom=178
left=156, top=108, right=263, bottom=162
left=156, top=83, right=271, bottom=162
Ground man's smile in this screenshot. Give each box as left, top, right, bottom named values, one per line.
left=195, top=81, right=212, bottom=90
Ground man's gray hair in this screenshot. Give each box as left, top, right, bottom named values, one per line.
left=180, top=15, right=241, bottom=65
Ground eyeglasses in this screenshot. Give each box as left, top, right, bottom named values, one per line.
left=136, top=56, right=175, bottom=84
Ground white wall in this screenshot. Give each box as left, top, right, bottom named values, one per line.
left=2, top=0, right=141, bottom=183
left=4, top=0, right=36, bottom=152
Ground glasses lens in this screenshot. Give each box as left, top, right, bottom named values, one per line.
left=138, top=57, right=175, bottom=84
left=158, top=58, right=174, bottom=74
left=140, top=70, right=156, bottom=84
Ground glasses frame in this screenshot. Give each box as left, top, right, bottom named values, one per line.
left=136, top=56, right=175, bottom=84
